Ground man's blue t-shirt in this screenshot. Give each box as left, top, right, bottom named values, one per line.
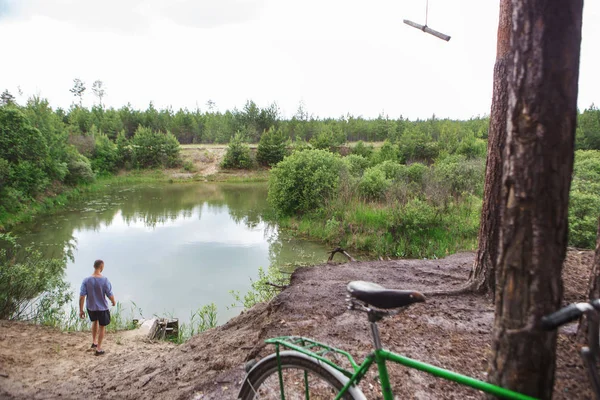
left=80, top=276, right=113, bottom=311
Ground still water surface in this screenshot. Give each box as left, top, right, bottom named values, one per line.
left=11, top=182, right=334, bottom=324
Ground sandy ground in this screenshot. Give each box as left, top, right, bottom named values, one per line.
left=0, top=249, right=595, bottom=399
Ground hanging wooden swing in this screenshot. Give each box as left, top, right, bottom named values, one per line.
left=404, top=0, right=451, bottom=41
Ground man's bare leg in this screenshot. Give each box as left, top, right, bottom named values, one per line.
left=91, top=320, right=98, bottom=346
left=97, top=325, right=106, bottom=351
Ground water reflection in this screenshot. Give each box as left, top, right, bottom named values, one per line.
left=10, top=183, right=333, bottom=324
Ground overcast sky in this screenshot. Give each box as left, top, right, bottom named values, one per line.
left=0, top=0, right=598, bottom=120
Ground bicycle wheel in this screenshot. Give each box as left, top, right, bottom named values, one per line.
left=238, top=350, right=366, bottom=400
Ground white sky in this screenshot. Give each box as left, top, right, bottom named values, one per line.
left=0, top=0, right=598, bottom=120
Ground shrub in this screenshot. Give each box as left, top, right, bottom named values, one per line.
left=132, top=126, right=181, bottom=168
left=310, top=124, right=345, bottom=151
left=9, top=161, right=48, bottom=197
left=569, top=150, right=600, bottom=248
left=91, top=132, right=118, bottom=174
left=433, top=155, right=485, bottom=197
left=116, top=130, right=132, bottom=169
left=68, top=134, right=95, bottom=157
left=457, top=138, right=487, bottom=159
left=65, top=149, right=95, bottom=185
left=268, top=149, right=343, bottom=215
left=222, top=132, right=253, bottom=169
left=0, top=107, right=51, bottom=199
left=0, top=233, right=69, bottom=320
left=372, top=140, right=399, bottom=165
left=375, top=160, right=404, bottom=180
left=256, top=127, right=288, bottom=167
left=405, top=163, right=428, bottom=185
left=359, top=167, right=391, bottom=200
left=351, top=140, right=374, bottom=159
left=569, top=191, right=600, bottom=248
left=343, top=154, right=370, bottom=178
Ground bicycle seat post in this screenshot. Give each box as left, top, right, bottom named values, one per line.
left=368, top=310, right=383, bottom=350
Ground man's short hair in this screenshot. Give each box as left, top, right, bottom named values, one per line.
left=94, top=259, right=104, bottom=269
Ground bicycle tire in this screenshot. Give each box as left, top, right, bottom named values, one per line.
left=238, top=350, right=366, bottom=400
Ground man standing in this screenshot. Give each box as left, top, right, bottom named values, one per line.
left=79, top=259, right=116, bottom=356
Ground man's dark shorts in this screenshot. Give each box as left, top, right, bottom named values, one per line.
left=88, top=309, right=111, bottom=326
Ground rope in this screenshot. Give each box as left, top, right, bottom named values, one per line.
left=425, top=0, right=429, bottom=27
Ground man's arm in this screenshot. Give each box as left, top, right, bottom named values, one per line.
left=79, top=296, right=86, bottom=319
left=105, top=279, right=116, bottom=307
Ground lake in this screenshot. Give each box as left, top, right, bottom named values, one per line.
left=9, top=182, right=337, bottom=324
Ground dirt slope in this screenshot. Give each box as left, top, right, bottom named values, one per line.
left=0, top=250, right=595, bottom=399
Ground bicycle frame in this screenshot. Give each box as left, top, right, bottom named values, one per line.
left=266, top=336, right=537, bottom=400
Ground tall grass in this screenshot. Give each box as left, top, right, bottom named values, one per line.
left=277, top=195, right=480, bottom=260
left=172, top=303, right=219, bottom=344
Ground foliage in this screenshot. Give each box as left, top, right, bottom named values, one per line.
left=569, top=150, right=600, bottom=248
left=310, top=124, right=346, bottom=151
left=256, top=126, right=288, bottom=166
left=268, top=149, right=343, bottom=215
left=69, top=78, right=86, bottom=106
left=1, top=89, right=16, bottom=106
left=372, top=140, right=399, bottom=164
left=433, top=155, right=485, bottom=197
left=576, top=105, right=600, bottom=150
left=359, top=167, right=391, bottom=200
left=229, top=266, right=287, bottom=309
left=222, top=131, right=253, bottom=169
left=116, top=130, right=132, bottom=168
left=0, top=107, right=50, bottom=211
left=170, top=303, right=219, bottom=343
left=91, top=131, right=119, bottom=174
left=131, top=126, right=181, bottom=168
left=0, top=233, right=69, bottom=320
left=65, top=148, right=95, bottom=185
left=343, top=154, right=370, bottom=178
left=351, top=140, right=374, bottom=159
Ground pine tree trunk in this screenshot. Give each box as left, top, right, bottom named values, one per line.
left=488, top=0, right=583, bottom=398
left=469, top=0, right=511, bottom=296
left=577, top=217, right=600, bottom=340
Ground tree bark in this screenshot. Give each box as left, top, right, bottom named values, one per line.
left=468, top=0, right=512, bottom=296
left=488, top=1, right=583, bottom=398
left=577, top=217, right=600, bottom=340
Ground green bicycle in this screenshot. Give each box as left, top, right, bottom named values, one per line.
left=238, top=280, right=600, bottom=399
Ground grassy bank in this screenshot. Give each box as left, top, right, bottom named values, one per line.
left=276, top=196, right=481, bottom=259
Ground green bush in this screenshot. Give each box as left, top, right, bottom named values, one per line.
left=0, top=107, right=51, bottom=199
left=433, top=155, right=485, bottom=197
left=222, top=132, right=253, bottom=169
left=568, top=150, right=600, bottom=248
left=132, top=126, right=181, bottom=168
left=351, top=140, right=374, bottom=159
left=375, top=160, right=404, bottom=180
left=65, top=149, right=95, bottom=185
left=116, top=130, right=132, bottom=169
left=372, top=140, right=399, bottom=165
left=405, top=163, right=428, bottom=185
left=359, top=167, right=391, bottom=200
left=569, top=191, right=600, bottom=248
left=9, top=161, right=48, bottom=196
left=457, top=138, right=487, bottom=159
left=268, top=149, right=343, bottom=215
left=343, top=154, right=370, bottom=178
left=398, top=131, right=440, bottom=162
left=91, top=132, right=119, bottom=174
left=0, top=233, right=69, bottom=320
left=256, top=127, right=288, bottom=166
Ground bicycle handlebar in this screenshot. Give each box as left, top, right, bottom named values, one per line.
left=541, top=303, right=585, bottom=330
